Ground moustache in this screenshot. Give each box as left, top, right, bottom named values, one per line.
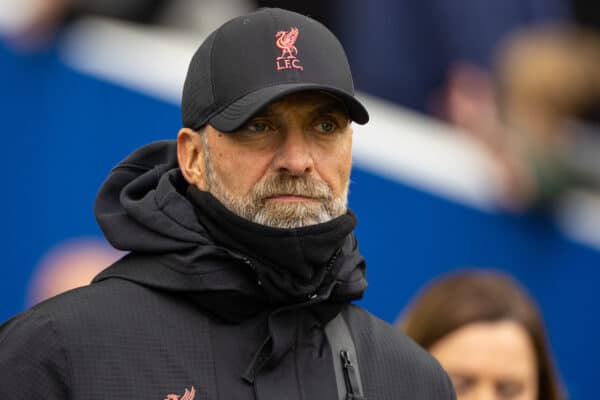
left=251, top=175, right=333, bottom=202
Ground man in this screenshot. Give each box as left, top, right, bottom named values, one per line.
left=0, top=8, right=455, bottom=399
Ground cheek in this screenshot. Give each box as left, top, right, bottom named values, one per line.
left=212, top=148, right=271, bottom=195
left=333, top=141, right=353, bottom=190
left=314, top=134, right=353, bottom=193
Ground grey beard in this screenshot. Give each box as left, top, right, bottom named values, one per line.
left=200, top=132, right=348, bottom=228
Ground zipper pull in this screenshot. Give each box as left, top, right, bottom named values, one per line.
left=340, top=350, right=365, bottom=400
left=241, top=257, right=263, bottom=287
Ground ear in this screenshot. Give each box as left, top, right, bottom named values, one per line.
left=177, top=128, right=208, bottom=190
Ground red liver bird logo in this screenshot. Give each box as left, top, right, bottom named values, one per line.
left=274, top=27, right=303, bottom=71
left=275, top=27, right=299, bottom=59
left=164, top=386, right=195, bottom=400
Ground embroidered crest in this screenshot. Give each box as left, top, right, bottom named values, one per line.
left=164, top=386, right=195, bottom=400
left=275, top=27, right=304, bottom=71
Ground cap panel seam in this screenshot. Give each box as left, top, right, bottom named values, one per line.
left=209, top=28, right=222, bottom=105
left=266, top=8, right=279, bottom=27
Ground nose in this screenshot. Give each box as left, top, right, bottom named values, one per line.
left=272, top=129, right=314, bottom=175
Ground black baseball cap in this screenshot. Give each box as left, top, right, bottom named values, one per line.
left=181, top=8, right=369, bottom=132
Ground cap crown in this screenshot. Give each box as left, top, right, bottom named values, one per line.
left=181, top=8, right=355, bottom=130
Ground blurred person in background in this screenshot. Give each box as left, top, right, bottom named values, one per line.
left=420, top=0, right=600, bottom=211
left=490, top=27, right=600, bottom=209
left=445, top=1, right=600, bottom=210
left=399, top=270, right=565, bottom=400
left=27, top=238, right=122, bottom=306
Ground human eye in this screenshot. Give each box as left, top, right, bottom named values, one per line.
left=246, top=120, right=274, bottom=133
left=496, top=380, right=524, bottom=399
left=449, top=374, right=476, bottom=396
left=235, top=118, right=279, bottom=140
left=314, top=115, right=346, bottom=134
left=317, top=120, right=337, bottom=133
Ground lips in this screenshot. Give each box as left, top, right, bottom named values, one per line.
left=265, top=194, right=320, bottom=202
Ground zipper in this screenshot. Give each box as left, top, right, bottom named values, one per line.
left=241, top=247, right=343, bottom=302
left=240, top=256, right=264, bottom=287
left=325, top=247, right=342, bottom=277
left=340, top=350, right=365, bottom=400
left=308, top=247, right=342, bottom=300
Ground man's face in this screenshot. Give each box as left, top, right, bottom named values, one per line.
left=182, top=91, right=353, bottom=228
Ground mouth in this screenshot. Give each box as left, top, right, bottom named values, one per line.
left=265, top=194, right=320, bottom=203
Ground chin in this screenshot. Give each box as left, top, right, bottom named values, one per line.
left=253, top=203, right=333, bottom=228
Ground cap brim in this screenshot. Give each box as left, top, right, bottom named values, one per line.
left=208, top=83, right=369, bottom=132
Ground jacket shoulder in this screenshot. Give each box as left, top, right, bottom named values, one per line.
left=20, top=278, right=184, bottom=328
left=0, top=279, right=140, bottom=389
left=344, top=305, right=456, bottom=399
left=1, top=279, right=215, bottom=397
left=0, top=306, right=70, bottom=398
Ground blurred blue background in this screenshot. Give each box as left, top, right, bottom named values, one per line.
left=1, top=2, right=600, bottom=398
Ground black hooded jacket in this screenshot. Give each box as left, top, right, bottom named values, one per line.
left=0, top=141, right=455, bottom=399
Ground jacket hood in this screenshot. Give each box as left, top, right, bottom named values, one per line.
left=95, top=140, right=211, bottom=253
left=94, top=140, right=367, bottom=308
left=93, top=140, right=368, bottom=374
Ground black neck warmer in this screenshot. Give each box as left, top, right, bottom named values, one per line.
left=186, top=186, right=368, bottom=375
left=186, top=186, right=360, bottom=304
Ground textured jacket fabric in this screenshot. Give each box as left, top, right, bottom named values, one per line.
left=0, top=141, right=455, bottom=399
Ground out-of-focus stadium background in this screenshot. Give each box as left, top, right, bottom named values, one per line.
left=1, top=0, right=600, bottom=397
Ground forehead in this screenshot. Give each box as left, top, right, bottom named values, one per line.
left=431, top=320, right=537, bottom=377
left=257, top=91, right=349, bottom=117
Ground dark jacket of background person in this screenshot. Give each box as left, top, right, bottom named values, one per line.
left=400, top=270, right=565, bottom=400
left=0, top=141, right=455, bottom=399
left=335, top=0, right=568, bottom=114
